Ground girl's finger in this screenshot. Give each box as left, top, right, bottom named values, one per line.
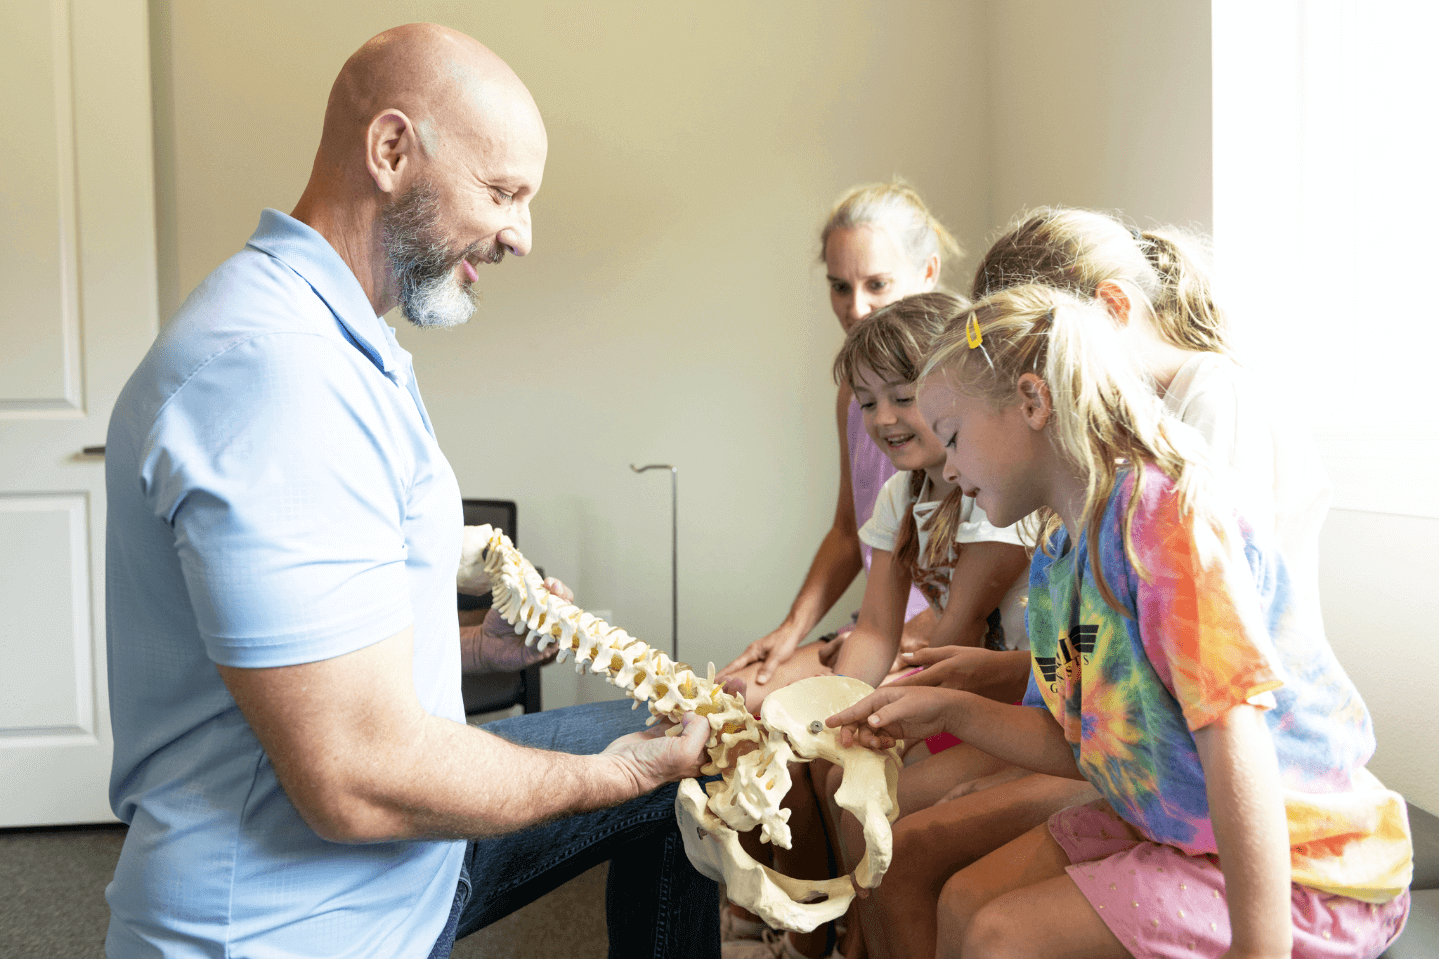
left=827, top=689, right=899, bottom=728
left=902, top=646, right=952, bottom=666
left=889, top=667, right=940, bottom=688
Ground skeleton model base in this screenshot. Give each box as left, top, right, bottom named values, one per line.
left=458, top=525, right=903, bottom=932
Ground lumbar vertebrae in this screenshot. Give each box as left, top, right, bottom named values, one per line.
left=458, top=525, right=902, bottom=931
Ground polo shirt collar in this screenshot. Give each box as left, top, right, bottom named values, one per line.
left=246, top=208, right=396, bottom=373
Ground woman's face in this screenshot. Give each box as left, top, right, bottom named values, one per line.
left=824, top=225, right=937, bottom=333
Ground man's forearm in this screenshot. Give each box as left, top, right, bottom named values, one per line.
left=219, top=628, right=675, bottom=847
left=322, top=715, right=644, bottom=842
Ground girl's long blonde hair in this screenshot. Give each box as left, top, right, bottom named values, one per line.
left=973, top=207, right=1229, bottom=356
left=924, top=284, right=1213, bottom=612
left=834, top=292, right=971, bottom=587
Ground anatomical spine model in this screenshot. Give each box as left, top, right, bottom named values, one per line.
left=458, top=525, right=903, bottom=931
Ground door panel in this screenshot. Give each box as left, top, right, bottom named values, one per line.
left=0, top=0, right=83, bottom=413
left=0, top=0, right=158, bottom=826
left=0, top=495, right=93, bottom=733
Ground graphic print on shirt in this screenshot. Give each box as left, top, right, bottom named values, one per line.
left=1033, top=623, right=1097, bottom=695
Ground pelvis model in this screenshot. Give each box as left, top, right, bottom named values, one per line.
left=458, top=525, right=903, bottom=932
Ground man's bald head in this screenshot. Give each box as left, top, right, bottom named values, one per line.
left=317, top=23, right=544, bottom=176
left=293, top=24, right=546, bottom=323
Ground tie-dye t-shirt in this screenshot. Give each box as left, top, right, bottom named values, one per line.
left=1023, top=465, right=1411, bottom=903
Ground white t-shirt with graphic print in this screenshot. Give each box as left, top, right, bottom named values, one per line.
left=859, top=472, right=1032, bottom=649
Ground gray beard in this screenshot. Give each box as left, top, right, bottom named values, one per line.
left=379, top=181, right=503, bottom=329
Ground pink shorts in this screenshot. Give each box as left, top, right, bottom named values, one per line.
left=1049, top=799, right=1410, bottom=959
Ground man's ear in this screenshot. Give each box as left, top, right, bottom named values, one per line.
left=365, top=110, right=415, bottom=196
left=1016, top=372, right=1052, bottom=430
left=1095, top=279, right=1133, bottom=327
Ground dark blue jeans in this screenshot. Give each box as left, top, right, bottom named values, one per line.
left=426, top=699, right=720, bottom=959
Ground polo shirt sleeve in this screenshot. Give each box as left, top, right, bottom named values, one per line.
left=859, top=471, right=909, bottom=553
left=140, top=332, right=415, bottom=668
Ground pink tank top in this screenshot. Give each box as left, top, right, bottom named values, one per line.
left=848, top=398, right=931, bottom=622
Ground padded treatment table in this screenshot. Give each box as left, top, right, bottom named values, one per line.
left=1378, top=803, right=1439, bottom=958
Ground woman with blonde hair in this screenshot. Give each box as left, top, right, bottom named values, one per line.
left=720, top=179, right=966, bottom=705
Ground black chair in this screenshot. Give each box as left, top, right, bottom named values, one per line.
left=459, top=499, right=543, bottom=717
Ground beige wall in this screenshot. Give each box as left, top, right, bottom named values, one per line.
left=148, top=1, right=1434, bottom=809
left=981, top=0, right=1213, bottom=237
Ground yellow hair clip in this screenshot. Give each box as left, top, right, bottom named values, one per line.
left=965, top=314, right=983, bottom=349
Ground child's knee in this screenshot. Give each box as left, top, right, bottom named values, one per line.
left=958, top=900, right=1025, bottom=959
left=882, top=817, right=929, bottom=881
left=935, top=871, right=992, bottom=949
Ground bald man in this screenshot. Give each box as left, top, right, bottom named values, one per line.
left=104, top=25, right=719, bottom=959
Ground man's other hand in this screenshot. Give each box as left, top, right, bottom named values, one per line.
left=460, top=607, right=557, bottom=674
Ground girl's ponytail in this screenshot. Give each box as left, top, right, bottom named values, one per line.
left=890, top=470, right=928, bottom=585
left=1137, top=228, right=1229, bottom=355
left=976, top=207, right=1233, bottom=357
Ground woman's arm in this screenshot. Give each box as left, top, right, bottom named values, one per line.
left=929, top=541, right=1030, bottom=648
left=721, top=385, right=864, bottom=682
left=830, top=546, right=911, bottom=688
left=1194, top=704, right=1293, bottom=959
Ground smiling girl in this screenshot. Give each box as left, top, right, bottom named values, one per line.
left=830, top=285, right=1412, bottom=959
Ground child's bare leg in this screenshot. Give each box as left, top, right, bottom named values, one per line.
left=893, top=743, right=1014, bottom=816
left=825, top=749, right=1009, bottom=959
left=938, top=823, right=1125, bottom=959
left=727, top=640, right=833, bottom=714
left=769, top=763, right=837, bottom=958
left=870, top=775, right=1100, bottom=959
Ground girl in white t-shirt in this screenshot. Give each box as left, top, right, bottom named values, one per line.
left=826, top=292, right=1030, bottom=733
left=813, top=294, right=1100, bottom=959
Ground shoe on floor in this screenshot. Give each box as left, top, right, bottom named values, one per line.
left=721, top=929, right=845, bottom=959
left=721, top=929, right=788, bottom=959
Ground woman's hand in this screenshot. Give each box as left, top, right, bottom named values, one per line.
left=825, top=686, right=965, bottom=750
left=718, top=623, right=803, bottom=684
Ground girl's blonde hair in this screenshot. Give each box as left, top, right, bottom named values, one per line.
left=973, top=207, right=1229, bottom=356
left=924, top=284, right=1212, bottom=612
left=834, top=292, right=972, bottom=586
left=821, top=179, right=964, bottom=280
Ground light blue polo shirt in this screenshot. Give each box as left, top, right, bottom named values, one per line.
left=104, top=209, right=465, bottom=958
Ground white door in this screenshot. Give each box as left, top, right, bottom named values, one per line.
left=0, top=0, right=158, bottom=826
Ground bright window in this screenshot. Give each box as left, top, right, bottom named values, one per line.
left=1212, top=0, right=1439, bottom=518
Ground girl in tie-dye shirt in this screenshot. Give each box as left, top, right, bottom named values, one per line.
left=828, top=285, right=1411, bottom=959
